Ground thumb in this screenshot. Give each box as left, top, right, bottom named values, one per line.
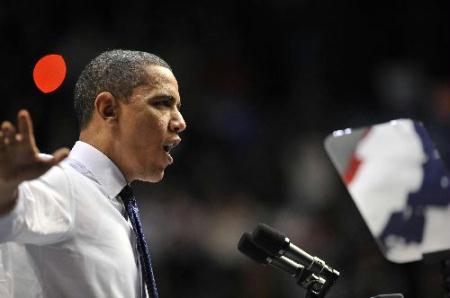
left=50, top=148, right=70, bottom=165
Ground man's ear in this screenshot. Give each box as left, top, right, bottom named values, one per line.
left=94, top=92, right=118, bottom=123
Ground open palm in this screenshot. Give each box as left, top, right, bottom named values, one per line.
left=0, top=110, right=69, bottom=186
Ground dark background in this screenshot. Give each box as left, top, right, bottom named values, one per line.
left=1, top=0, right=450, bottom=297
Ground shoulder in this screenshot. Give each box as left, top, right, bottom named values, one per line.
left=20, top=159, right=75, bottom=198
left=38, top=161, right=72, bottom=187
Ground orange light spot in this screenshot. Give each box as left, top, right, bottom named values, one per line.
left=33, top=54, right=67, bottom=93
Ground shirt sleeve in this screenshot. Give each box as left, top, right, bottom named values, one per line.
left=0, top=164, right=74, bottom=245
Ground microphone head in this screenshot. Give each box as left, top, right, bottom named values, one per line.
left=238, top=232, right=270, bottom=264
left=252, top=223, right=290, bottom=256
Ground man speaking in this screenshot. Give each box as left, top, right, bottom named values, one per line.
left=0, top=50, right=186, bottom=297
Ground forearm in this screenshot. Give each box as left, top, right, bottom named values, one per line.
left=0, top=182, right=19, bottom=216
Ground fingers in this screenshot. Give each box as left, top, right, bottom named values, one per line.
left=17, top=110, right=32, bottom=137
left=1, top=110, right=33, bottom=148
left=1, top=121, right=17, bottom=145
left=17, top=110, right=36, bottom=147
left=35, top=148, right=70, bottom=173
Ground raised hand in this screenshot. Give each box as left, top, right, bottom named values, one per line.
left=0, top=110, right=69, bottom=212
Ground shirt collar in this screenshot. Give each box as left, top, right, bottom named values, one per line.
left=68, top=141, right=128, bottom=198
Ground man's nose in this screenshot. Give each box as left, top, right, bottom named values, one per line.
left=169, top=110, right=187, bottom=133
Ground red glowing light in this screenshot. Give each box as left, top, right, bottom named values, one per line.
left=33, top=54, right=67, bottom=93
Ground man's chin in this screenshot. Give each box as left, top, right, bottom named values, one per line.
left=138, top=170, right=165, bottom=183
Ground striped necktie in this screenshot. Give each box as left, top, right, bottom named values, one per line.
left=120, top=185, right=159, bottom=298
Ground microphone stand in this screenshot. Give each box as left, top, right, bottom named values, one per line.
left=305, top=292, right=319, bottom=298
left=296, top=267, right=339, bottom=298
left=424, top=250, right=450, bottom=297
left=441, top=259, right=450, bottom=297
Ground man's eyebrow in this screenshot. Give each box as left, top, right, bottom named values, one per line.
left=148, top=94, right=174, bottom=101
left=157, top=94, right=174, bottom=100
left=148, top=95, right=181, bottom=107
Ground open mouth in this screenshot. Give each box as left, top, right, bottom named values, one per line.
left=163, top=144, right=173, bottom=153
left=163, top=140, right=180, bottom=154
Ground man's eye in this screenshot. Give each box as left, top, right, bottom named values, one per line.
left=154, top=100, right=171, bottom=107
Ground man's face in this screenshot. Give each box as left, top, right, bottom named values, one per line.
left=116, top=65, right=186, bottom=182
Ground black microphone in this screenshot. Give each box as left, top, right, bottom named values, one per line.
left=238, top=232, right=303, bottom=275
left=238, top=232, right=326, bottom=294
left=252, top=223, right=340, bottom=281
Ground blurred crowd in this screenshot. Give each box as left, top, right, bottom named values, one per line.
left=1, top=0, right=449, bottom=297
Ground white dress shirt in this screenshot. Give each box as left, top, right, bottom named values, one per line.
left=0, top=141, right=145, bottom=297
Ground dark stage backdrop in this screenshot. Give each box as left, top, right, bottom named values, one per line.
left=1, top=1, right=449, bottom=297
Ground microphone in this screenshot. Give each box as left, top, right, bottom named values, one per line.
left=252, top=223, right=340, bottom=280
left=238, top=232, right=303, bottom=275
left=238, top=232, right=326, bottom=295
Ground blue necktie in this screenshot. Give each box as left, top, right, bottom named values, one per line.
left=120, top=185, right=159, bottom=298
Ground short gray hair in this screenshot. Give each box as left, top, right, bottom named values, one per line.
left=74, top=49, right=171, bottom=129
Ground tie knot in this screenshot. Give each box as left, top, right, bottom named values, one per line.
left=119, top=184, right=134, bottom=204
